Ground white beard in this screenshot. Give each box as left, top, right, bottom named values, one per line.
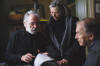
left=26, top=27, right=37, bottom=35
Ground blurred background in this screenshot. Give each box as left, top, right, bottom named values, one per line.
left=0, top=0, right=100, bottom=65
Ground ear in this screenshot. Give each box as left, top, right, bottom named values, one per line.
left=89, top=34, right=94, bottom=40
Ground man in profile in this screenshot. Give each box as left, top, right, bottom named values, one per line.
left=75, top=18, right=100, bottom=66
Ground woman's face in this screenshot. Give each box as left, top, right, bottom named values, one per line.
left=50, top=7, right=61, bottom=21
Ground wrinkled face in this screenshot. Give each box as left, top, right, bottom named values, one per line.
left=75, top=22, right=92, bottom=46
left=50, top=7, right=60, bottom=21
left=24, top=14, right=39, bottom=34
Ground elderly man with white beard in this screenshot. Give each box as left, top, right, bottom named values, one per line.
left=5, top=10, right=47, bottom=66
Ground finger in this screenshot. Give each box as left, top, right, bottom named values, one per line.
left=26, top=54, right=34, bottom=59
left=26, top=53, right=35, bottom=59
left=37, top=49, right=40, bottom=53
left=43, top=52, right=48, bottom=55
left=24, top=58, right=30, bottom=63
left=27, top=55, right=33, bottom=60
left=25, top=57, right=32, bottom=62
left=56, top=61, right=62, bottom=65
left=24, top=55, right=33, bottom=62
left=32, top=56, right=35, bottom=58
left=27, top=53, right=33, bottom=57
left=24, top=60, right=30, bottom=63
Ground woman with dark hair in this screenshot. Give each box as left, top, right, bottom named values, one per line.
left=42, top=1, right=86, bottom=66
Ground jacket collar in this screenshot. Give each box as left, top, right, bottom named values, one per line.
left=89, top=39, right=100, bottom=52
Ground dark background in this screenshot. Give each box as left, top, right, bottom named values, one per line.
left=0, top=0, right=9, bottom=62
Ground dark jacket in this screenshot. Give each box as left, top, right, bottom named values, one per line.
left=6, top=30, right=47, bottom=66
left=84, top=39, right=100, bottom=66
left=46, top=16, right=86, bottom=66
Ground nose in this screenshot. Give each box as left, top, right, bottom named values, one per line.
left=75, top=34, right=77, bottom=39
left=52, top=13, right=54, bottom=16
left=33, top=23, right=37, bottom=28
left=51, top=12, right=55, bottom=17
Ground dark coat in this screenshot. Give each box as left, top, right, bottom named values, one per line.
left=6, top=30, right=47, bottom=66
left=84, top=39, right=100, bottom=66
left=46, top=16, right=86, bottom=66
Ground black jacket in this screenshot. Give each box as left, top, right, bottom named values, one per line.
left=6, top=30, right=47, bottom=66
left=46, top=16, right=86, bottom=66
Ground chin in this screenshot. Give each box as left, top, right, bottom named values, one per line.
left=31, top=31, right=37, bottom=35
left=79, top=43, right=85, bottom=46
left=26, top=30, right=36, bottom=35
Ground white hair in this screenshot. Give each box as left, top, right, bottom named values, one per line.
left=23, top=10, right=40, bottom=23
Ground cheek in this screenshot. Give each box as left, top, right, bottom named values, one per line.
left=30, top=25, right=33, bottom=28
left=30, top=24, right=36, bottom=28
left=78, top=36, right=86, bottom=46
left=56, top=14, right=60, bottom=17
left=27, top=25, right=32, bottom=31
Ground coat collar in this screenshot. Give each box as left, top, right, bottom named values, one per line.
left=89, top=39, right=100, bottom=52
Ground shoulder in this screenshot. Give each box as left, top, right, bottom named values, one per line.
left=65, top=16, right=79, bottom=25
left=66, top=16, right=79, bottom=21
left=9, top=30, right=25, bottom=38
left=91, top=39, right=100, bottom=52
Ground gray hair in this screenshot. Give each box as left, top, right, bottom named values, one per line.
left=49, top=2, right=64, bottom=11
left=77, top=18, right=100, bottom=39
left=49, top=0, right=63, bottom=8
left=23, top=10, right=40, bottom=23
left=49, top=2, right=71, bottom=16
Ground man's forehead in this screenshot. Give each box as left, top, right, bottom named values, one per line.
left=50, top=7, right=59, bottom=11
left=77, top=22, right=85, bottom=30
left=28, top=15, right=39, bottom=21
left=29, top=14, right=38, bottom=18
left=77, top=21, right=85, bottom=27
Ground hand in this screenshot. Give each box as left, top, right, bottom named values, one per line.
left=56, top=59, right=68, bottom=65
left=21, top=53, right=35, bottom=63
left=37, top=49, right=48, bottom=55
left=42, top=52, right=48, bottom=55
